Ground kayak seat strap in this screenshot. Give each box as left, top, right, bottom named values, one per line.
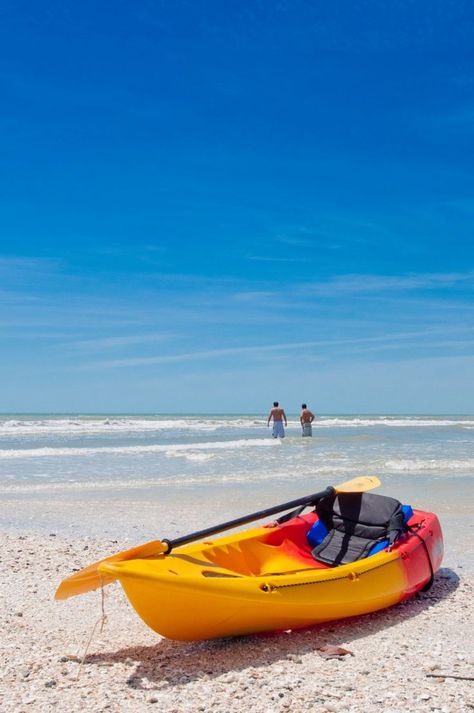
left=310, top=492, right=405, bottom=567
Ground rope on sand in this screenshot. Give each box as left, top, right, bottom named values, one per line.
left=75, top=578, right=108, bottom=681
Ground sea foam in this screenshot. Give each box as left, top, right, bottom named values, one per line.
left=0, top=438, right=280, bottom=459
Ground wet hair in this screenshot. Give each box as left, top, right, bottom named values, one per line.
left=273, top=401, right=279, bottom=407
left=302, top=403, right=307, bottom=409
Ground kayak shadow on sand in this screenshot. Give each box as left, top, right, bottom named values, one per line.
left=84, top=568, right=459, bottom=689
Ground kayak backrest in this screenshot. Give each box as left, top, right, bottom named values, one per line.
left=310, top=492, right=405, bottom=567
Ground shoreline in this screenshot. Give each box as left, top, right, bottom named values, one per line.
left=1, top=475, right=473, bottom=573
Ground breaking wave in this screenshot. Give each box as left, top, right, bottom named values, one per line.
left=0, top=438, right=280, bottom=460
left=384, top=458, right=474, bottom=472
left=1, top=415, right=473, bottom=437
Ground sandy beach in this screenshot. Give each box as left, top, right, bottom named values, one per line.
left=1, top=490, right=473, bottom=713
left=3, top=0, right=474, bottom=708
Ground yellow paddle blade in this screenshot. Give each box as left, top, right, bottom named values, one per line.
left=334, top=475, right=381, bottom=493
left=54, top=539, right=167, bottom=600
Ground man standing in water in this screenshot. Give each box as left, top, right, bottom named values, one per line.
left=267, top=401, right=287, bottom=438
left=300, top=403, right=315, bottom=437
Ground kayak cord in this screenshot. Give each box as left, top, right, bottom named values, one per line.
left=265, top=556, right=398, bottom=590
left=277, top=487, right=337, bottom=524
left=407, top=524, right=435, bottom=591
left=75, top=577, right=108, bottom=680
left=275, top=502, right=313, bottom=525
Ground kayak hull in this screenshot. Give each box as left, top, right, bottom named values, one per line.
left=99, top=508, right=443, bottom=640
left=105, top=551, right=406, bottom=640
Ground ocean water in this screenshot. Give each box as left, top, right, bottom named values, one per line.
left=0, top=414, right=473, bottom=494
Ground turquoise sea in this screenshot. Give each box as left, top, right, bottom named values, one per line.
left=0, top=413, right=472, bottom=491
left=1, top=414, right=472, bottom=569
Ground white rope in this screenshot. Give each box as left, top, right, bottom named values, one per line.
left=75, top=579, right=108, bottom=681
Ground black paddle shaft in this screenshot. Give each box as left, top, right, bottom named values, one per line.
left=161, top=486, right=335, bottom=554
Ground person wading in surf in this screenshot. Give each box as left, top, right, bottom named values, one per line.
left=267, top=401, right=287, bottom=438
left=300, top=403, right=315, bottom=437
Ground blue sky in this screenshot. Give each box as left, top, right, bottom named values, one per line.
left=1, top=1, right=473, bottom=413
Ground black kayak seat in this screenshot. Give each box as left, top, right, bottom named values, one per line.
left=310, top=491, right=405, bottom=567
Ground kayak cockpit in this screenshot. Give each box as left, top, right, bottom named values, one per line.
left=163, top=491, right=418, bottom=578
left=163, top=513, right=327, bottom=578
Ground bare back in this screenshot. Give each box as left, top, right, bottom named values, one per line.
left=268, top=407, right=287, bottom=423
left=300, top=408, right=314, bottom=424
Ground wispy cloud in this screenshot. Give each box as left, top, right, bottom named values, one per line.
left=85, top=343, right=309, bottom=368
left=0, top=256, right=60, bottom=282
left=64, top=333, right=173, bottom=351
left=84, top=326, right=474, bottom=369
left=0, top=289, right=40, bottom=304
left=231, top=290, right=278, bottom=303
left=303, top=271, right=474, bottom=296
left=246, top=255, right=307, bottom=263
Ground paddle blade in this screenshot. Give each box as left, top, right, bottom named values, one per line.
left=334, top=475, right=380, bottom=493
left=55, top=539, right=167, bottom=600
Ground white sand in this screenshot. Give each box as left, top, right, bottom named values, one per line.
left=1, top=503, right=473, bottom=713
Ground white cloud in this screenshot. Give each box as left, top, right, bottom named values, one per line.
left=246, top=255, right=307, bottom=263
left=83, top=326, right=474, bottom=369
left=0, top=256, right=60, bottom=275
left=303, top=271, right=474, bottom=295
left=66, top=333, right=172, bottom=351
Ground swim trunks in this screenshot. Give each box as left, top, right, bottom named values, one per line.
left=302, top=422, right=312, bottom=437
left=272, top=421, right=285, bottom=438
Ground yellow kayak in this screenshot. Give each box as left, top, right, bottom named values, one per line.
left=97, top=506, right=443, bottom=641
left=56, top=480, right=443, bottom=641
